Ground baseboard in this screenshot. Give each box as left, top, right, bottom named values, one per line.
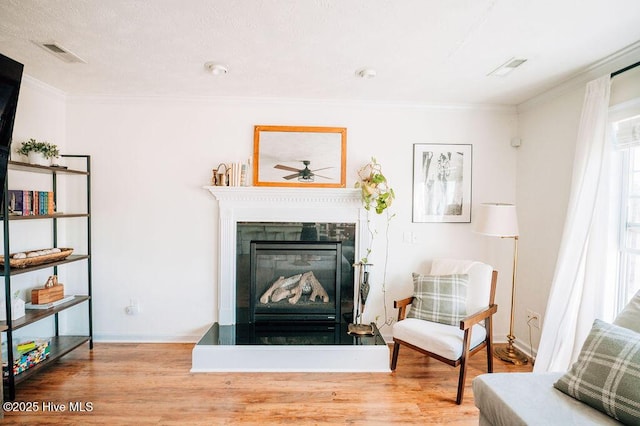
left=94, top=335, right=201, bottom=343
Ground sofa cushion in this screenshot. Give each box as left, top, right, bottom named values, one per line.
left=406, top=273, right=468, bottom=326
left=554, top=319, right=640, bottom=424
left=614, top=289, right=640, bottom=333
left=473, top=372, right=620, bottom=426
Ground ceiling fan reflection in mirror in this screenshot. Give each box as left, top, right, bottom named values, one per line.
left=274, top=160, right=333, bottom=182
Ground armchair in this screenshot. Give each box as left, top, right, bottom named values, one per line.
left=391, top=259, right=498, bottom=404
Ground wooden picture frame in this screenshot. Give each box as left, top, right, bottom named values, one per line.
left=412, top=143, right=472, bottom=223
left=253, top=125, right=347, bottom=187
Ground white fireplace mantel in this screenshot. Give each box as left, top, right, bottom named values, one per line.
left=205, top=186, right=369, bottom=324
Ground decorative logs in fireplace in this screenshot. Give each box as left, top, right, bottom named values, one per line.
left=260, top=271, right=330, bottom=305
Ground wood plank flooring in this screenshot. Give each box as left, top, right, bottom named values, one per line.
left=3, top=342, right=531, bottom=425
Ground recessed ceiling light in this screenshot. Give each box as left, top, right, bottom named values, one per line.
left=355, top=68, right=376, bottom=79
left=32, top=40, right=86, bottom=64
left=488, top=58, right=527, bottom=77
left=204, top=62, right=228, bottom=75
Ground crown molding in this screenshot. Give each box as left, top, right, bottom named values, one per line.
left=65, top=92, right=516, bottom=113
left=22, top=75, right=68, bottom=101
left=517, top=41, right=640, bottom=112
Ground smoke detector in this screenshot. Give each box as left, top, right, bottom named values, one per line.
left=355, top=68, right=377, bottom=79
left=32, top=41, right=86, bottom=64
left=204, top=62, right=229, bottom=75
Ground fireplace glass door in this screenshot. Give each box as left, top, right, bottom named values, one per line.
left=250, top=241, right=341, bottom=323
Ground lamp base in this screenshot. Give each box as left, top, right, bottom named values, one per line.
left=494, top=343, right=529, bottom=365
left=347, top=323, right=374, bottom=336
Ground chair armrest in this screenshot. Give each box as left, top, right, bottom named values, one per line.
left=459, top=304, right=497, bottom=330
left=394, top=296, right=414, bottom=321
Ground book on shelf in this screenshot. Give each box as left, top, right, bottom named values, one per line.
left=32, top=190, right=38, bottom=215
left=240, top=163, right=247, bottom=186
left=39, top=191, right=45, bottom=215
left=48, top=191, right=54, bottom=214
left=4, top=190, right=57, bottom=216
left=7, top=190, right=23, bottom=215
left=25, top=295, right=75, bottom=310
left=24, top=190, right=31, bottom=215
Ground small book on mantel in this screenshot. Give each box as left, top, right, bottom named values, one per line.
left=25, top=295, right=75, bottom=310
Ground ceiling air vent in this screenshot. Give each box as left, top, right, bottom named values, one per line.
left=33, top=41, right=86, bottom=64
left=488, top=57, right=527, bottom=77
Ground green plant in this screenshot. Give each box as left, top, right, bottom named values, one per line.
left=355, top=157, right=395, bottom=215
left=17, top=138, right=60, bottom=159
left=354, top=157, right=396, bottom=329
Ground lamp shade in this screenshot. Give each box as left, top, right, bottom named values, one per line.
left=474, top=203, right=519, bottom=237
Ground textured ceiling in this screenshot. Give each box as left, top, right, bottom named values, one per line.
left=1, top=0, right=640, bottom=105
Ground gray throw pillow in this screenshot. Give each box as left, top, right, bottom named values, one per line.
left=614, top=289, right=640, bottom=333
left=406, top=273, right=468, bottom=326
left=554, top=319, right=640, bottom=424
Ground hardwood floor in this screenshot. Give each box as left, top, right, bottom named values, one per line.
left=3, top=342, right=531, bottom=425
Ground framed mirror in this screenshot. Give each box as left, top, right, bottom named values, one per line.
left=253, top=125, right=347, bottom=188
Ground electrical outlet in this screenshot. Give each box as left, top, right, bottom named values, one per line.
left=526, top=309, right=540, bottom=329
left=125, top=299, right=140, bottom=315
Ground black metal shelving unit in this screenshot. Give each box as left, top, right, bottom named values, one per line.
left=1, top=155, right=92, bottom=400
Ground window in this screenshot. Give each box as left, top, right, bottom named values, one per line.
left=614, top=113, right=640, bottom=311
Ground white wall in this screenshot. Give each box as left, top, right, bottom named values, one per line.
left=7, top=77, right=75, bottom=340
left=57, top=95, right=517, bottom=342
left=516, top=60, right=640, bottom=357
left=11, top=60, right=639, bottom=348
left=515, top=88, right=585, bottom=355
left=12, top=76, right=67, bottom=148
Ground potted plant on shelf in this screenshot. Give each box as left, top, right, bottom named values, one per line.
left=16, top=138, right=60, bottom=166
left=350, top=157, right=396, bottom=335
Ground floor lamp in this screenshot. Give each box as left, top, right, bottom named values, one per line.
left=474, top=203, right=529, bottom=365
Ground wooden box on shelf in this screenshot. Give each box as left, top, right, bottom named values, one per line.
left=31, top=284, right=64, bottom=304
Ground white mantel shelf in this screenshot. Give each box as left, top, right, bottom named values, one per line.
left=204, top=186, right=362, bottom=203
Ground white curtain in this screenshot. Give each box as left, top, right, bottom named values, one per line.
left=534, top=75, right=613, bottom=373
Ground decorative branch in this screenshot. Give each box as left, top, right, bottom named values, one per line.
left=355, top=157, right=396, bottom=329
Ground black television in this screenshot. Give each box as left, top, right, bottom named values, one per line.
left=0, top=53, right=24, bottom=208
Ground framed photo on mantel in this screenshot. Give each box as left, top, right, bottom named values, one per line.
left=253, top=125, right=347, bottom=188
left=412, top=143, right=472, bottom=223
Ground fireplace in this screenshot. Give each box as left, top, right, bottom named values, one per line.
left=207, top=187, right=367, bottom=325
left=235, top=221, right=355, bottom=324
left=250, top=240, right=342, bottom=323
left=194, top=187, right=390, bottom=373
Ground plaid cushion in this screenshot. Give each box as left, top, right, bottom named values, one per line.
left=614, top=289, right=640, bottom=333
left=554, top=319, right=640, bottom=424
left=406, top=273, right=468, bottom=326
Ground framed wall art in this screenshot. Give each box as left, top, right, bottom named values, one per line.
left=253, top=125, right=347, bottom=188
left=412, top=143, right=472, bottom=223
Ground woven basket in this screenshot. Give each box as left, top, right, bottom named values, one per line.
left=0, top=248, right=74, bottom=269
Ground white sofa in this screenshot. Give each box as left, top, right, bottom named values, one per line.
left=473, top=291, right=640, bottom=425
left=473, top=372, right=621, bottom=425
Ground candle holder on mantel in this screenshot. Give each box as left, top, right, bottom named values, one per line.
left=348, top=262, right=374, bottom=335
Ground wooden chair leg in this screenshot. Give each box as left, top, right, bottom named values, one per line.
left=390, top=342, right=400, bottom=370
left=486, top=316, right=494, bottom=373
left=456, top=357, right=468, bottom=405
left=456, top=330, right=472, bottom=405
